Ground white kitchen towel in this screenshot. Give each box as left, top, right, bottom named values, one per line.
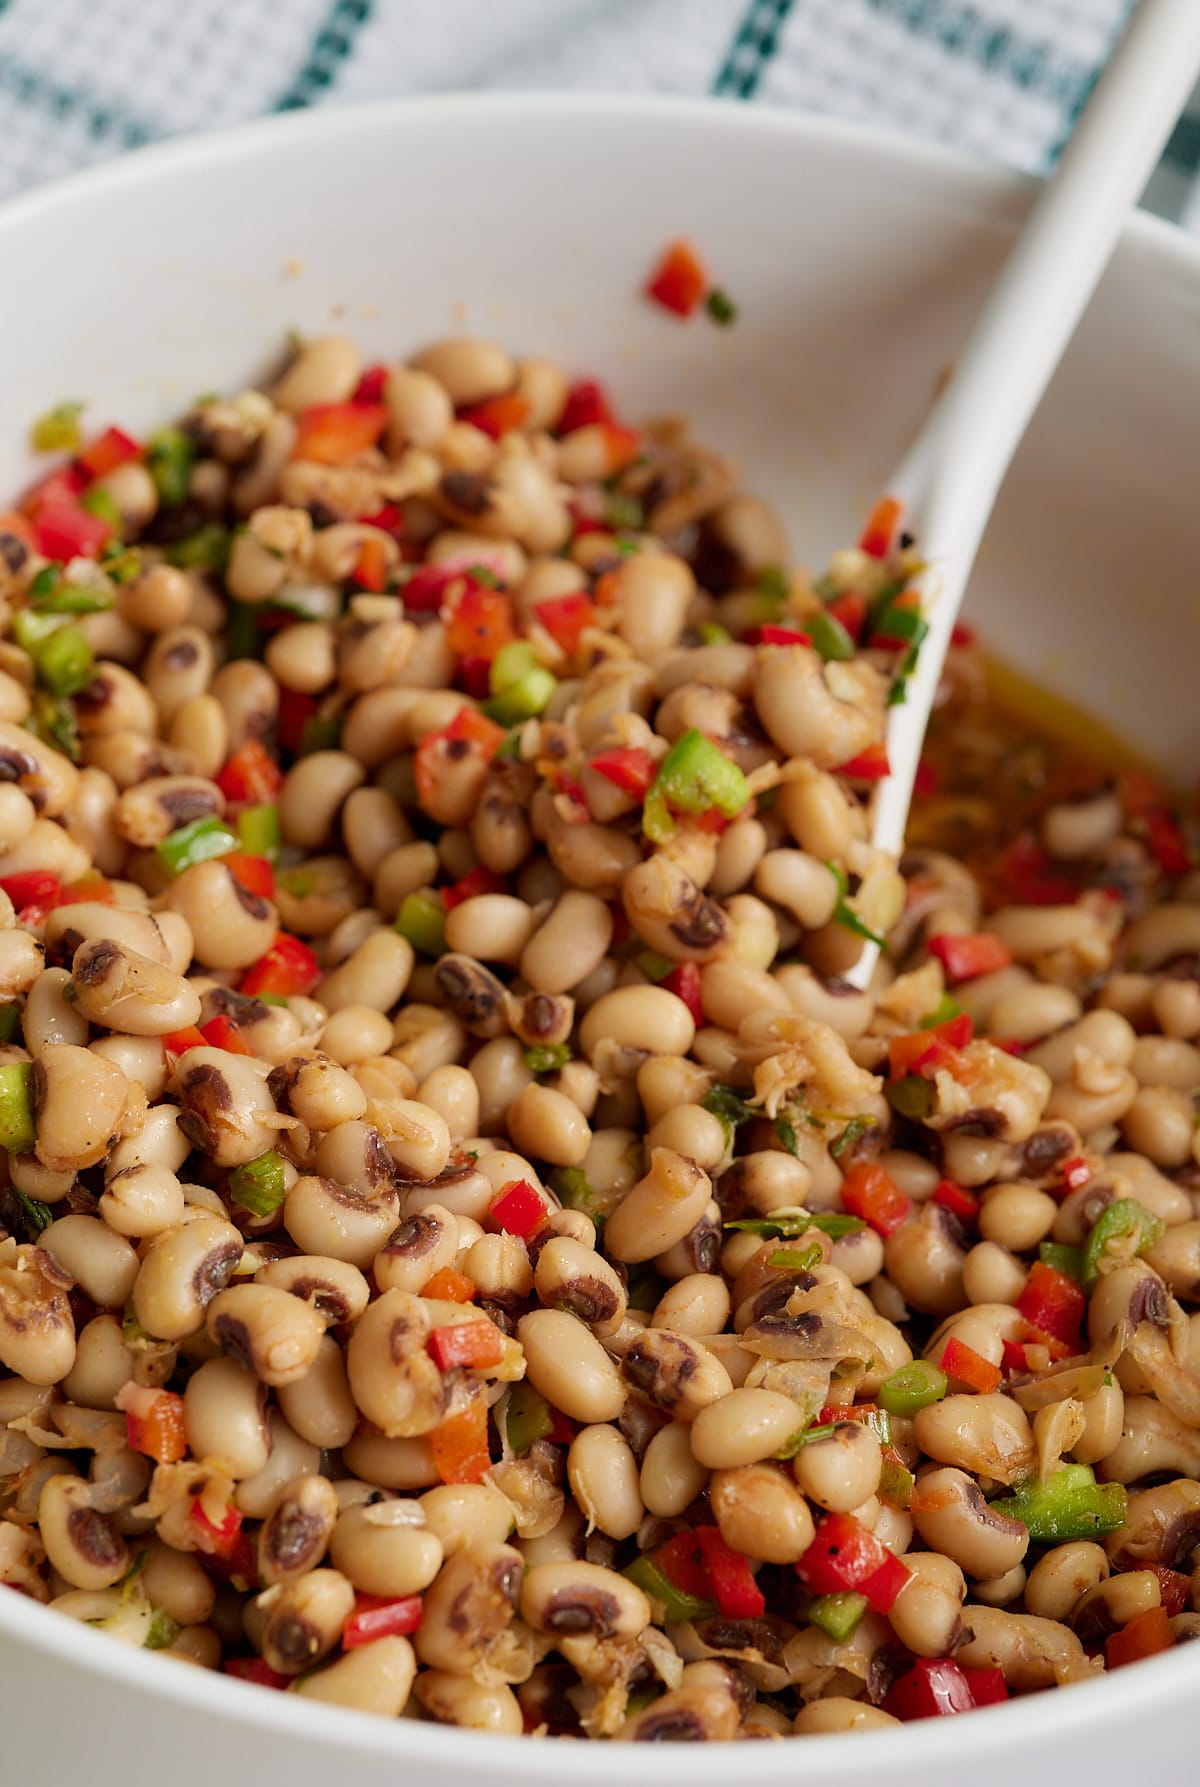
left=1, top=0, right=1198, bottom=227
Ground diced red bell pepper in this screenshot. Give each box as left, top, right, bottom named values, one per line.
left=858, top=494, right=903, bottom=559
left=933, top=1178, right=978, bottom=1224
left=189, top=1495, right=244, bottom=1558
left=1016, top=1261, right=1085, bottom=1351
left=0, top=871, right=61, bottom=910
left=994, top=832, right=1079, bottom=906
left=421, top=1267, right=477, bottom=1304
left=744, top=625, right=812, bottom=647
left=459, top=392, right=530, bottom=439
left=1001, top=1338, right=1030, bottom=1376
left=402, top=556, right=507, bottom=613
left=353, top=535, right=389, bottom=592
left=455, top=654, right=492, bottom=699
left=342, top=1593, right=424, bottom=1648
left=913, top=758, right=941, bottom=799
left=444, top=582, right=516, bottom=662
left=887, top=1012, right=974, bottom=1080
left=291, top=401, right=387, bottom=465
left=77, top=425, right=143, bottom=481
left=276, top=687, right=318, bottom=757
left=534, top=591, right=597, bottom=654
left=1059, top=1155, right=1092, bottom=1195
left=837, top=741, right=892, bottom=780
left=489, top=1180, right=548, bottom=1240
left=215, top=740, right=283, bottom=806
left=646, top=240, right=708, bottom=317
left=599, top=424, right=641, bottom=475
left=588, top=746, right=657, bottom=801
left=883, top=1657, right=1007, bottom=1720
left=1106, top=1605, right=1174, bottom=1669
left=655, top=1531, right=718, bottom=1601
left=558, top=379, right=617, bottom=435
left=357, top=501, right=403, bottom=537
left=795, top=1512, right=911, bottom=1613
left=692, top=1526, right=766, bottom=1619
left=430, top=1397, right=491, bottom=1485
left=239, top=931, right=321, bottom=999
left=353, top=363, right=390, bottom=405
left=414, top=706, right=506, bottom=815
left=825, top=590, right=868, bottom=643
left=441, top=865, right=507, bottom=909
left=199, top=1014, right=255, bottom=1056
left=222, top=853, right=276, bottom=901
left=928, top=931, right=1014, bottom=984
left=1146, top=1564, right=1191, bottom=1618
left=661, top=961, right=703, bottom=1028
left=57, top=875, right=115, bottom=907
left=33, top=501, right=111, bottom=562
left=938, top=1334, right=1002, bottom=1395
left=162, top=1025, right=208, bottom=1057
left=121, top=1385, right=187, bottom=1464
left=427, top=1320, right=505, bottom=1372
left=950, top=620, right=977, bottom=649
left=1144, top=808, right=1192, bottom=876
left=839, top=1162, right=912, bottom=1237
left=224, top=1657, right=291, bottom=1689
left=23, top=463, right=88, bottom=515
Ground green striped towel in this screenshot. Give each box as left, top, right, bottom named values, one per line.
left=1, top=0, right=1197, bottom=227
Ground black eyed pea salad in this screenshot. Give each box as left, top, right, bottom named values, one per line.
left=0, top=331, right=1198, bottom=1742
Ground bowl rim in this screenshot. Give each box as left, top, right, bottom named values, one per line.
left=2, top=88, right=1200, bottom=1771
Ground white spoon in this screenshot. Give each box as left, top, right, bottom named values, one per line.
left=847, top=0, right=1200, bottom=989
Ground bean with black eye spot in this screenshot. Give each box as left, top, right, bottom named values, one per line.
left=520, top=1560, right=650, bottom=1640
left=257, top=1474, right=340, bottom=1586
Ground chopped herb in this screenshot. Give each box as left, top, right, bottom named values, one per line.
left=99, top=541, right=143, bottom=585
left=144, top=1607, right=182, bottom=1651
left=31, top=401, right=84, bottom=453
left=523, top=1043, right=571, bottom=1075
left=146, top=428, right=195, bottom=508
left=705, top=286, right=737, bottom=327
left=830, top=1115, right=876, bottom=1160
left=767, top=1244, right=823, bottom=1272
left=0, top=1006, right=19, bottom=1043
left=725, top=1207, right=866, bottom=1241
left=775, top=1111, right=800, bottom=1155
left=468, top=564, right=501, bottom=588
left=167, top=522, right=230, bottom=571
left=13, top=1191, right=52, bottom=1237
left=24, top=691, right=80, bottom=763
left=826, top=860, right=886, bottom=948
left=702, top=1082, right=758, bottom=1137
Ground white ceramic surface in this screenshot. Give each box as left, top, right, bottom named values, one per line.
left=0, top=92, right=1198, bottom=1787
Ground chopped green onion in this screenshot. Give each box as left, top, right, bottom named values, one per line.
left=395, top=890, right=446, bottom=958
left=1080, top=1197, right=1165, bottom=1290
left=767, top=1245, right=823, bottom=1272
left=879, top=1456, right=915, bottom=1510
left=702, top=1082, right=758, bottom=1143
left=920, top=992, right=963, bottom=1029
left=990, top=1464, right=1126, bottom=1543
left=144, top=1607, right=182, bottom=1651
left=155, top=815, right=238, bottom=878
left=24, top=691, right=80, bottom=763
left=167, top=522, right=231, bottom=571
left=826, top=860, right=886, bottom=949
left=697, top=622, right=732, bottom=646
left=80, top=486, right=122, bottom=530
left=13, top=1191, right=52, bottom=1237
left=505, top=1380, right=555, bottom=1455
left=0, top=1062, right=36, bottom=1152
left=228, top=1149, right=288, bottom=1218
left=1039, top=1241, right=1084, bottom=1282
left=725, top=1207, right=866, bottom=1241
left=30, top=578, right=113, bottom=615
left=0, top=1005, right=19, bottom=1044
left=236, top=804, right=280, bottom=862
left=547, top=1165, right=610, bottom=1223
left=13, top=610, right=65, bottom=654
left=99, top=541, right=143, bottom=585
left=485, top=668, right=557, bottom=724
left=808, top=610, right=856, bottom=662
left=830, top=1115, right=876, bottom=1160
left=635, top=950, right=675, bottom=983
left=704, top=287, right=737, bottom=327
left=803, top=1592, right=868, bottom=1643
left=622, top=1556, right=717, bottom=1626
left=774, top=1111, right=800, bottom=1156
left=886, top=1074, right=936, bottom=1120
left=146, top=428, right=195, bottom=508
left=33, top=624, right=95, bottom=697
left=467, top=565, right=501, bottom=588
left=31, top=401, right=83, bottom=454
left=523, top=1043, right=571, bottom=1076
left=28, top=566, right=61, bottom=602
left=878, top=1359, right=948, bottom=1418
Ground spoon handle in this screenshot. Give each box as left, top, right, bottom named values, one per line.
left=854, top=0, right=1200, bottom=987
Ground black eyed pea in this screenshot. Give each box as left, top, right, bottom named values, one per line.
left=1023, top=1542, right=1111, bottom=1622
left=829, top=1225, right=886, bottom=1287
left=709, top=1462, right=816, bottom=1564
left=971, top=1564, right=1028, bottom=1607
left=519, top=890, right=613, bottom=995
left=978, top=1181, right=1059, bottom=1252
left=410, top=338, right=514, bottom=408
left=0, top=1246, right=76, bottom=1384
left=33, top=1045, right=131, bottom=1174
left=341, top=1431, right=440, bottom=1491
left=234, top=1409, right=323, bottom=1520
left=161, top=860, right=277, bottom=972
left=341, top=787, right=413, bottom=883
left=62, top=1314, right=136, bottom=1411
left=793, top=1699, right=901, bottom=1735
left=132, top=1214, right=244, bottom=1341
left=248, top=1569, right=356, bottom=1677
left=953, top=1605, right=1088, bottom=1691
left=171, top=1047, right=281, bottom=1167
left=419, top=1484, right=516, bottom=1556
left=139, top=1538, right=217, bottom=1628
left=520, top=1559, right=650, bottom=1641
left=141, top=627, right=215, bottom=726
left=0, top=934, right=44, bottom=1001
left=914, top=1396, right=1037, bottom=1486
left=638, top=1420, right=711, bottom=1519
left=444, top=894, right=536, bottom=966
left=579, top=985, right=697, bottom=1064
left=609, top=552, right=695, bottom=661
left=517, top=1308, right=626, bottom=1423
left=0, top=720, right=79, bottom=817
left=205, top=1282, right=326, bottom=1387
left=296, top=1634, right=417, bottom=1717
left=372, top=1096, right=451, bottom=1183
left=70, top=937, right=202, bottom=1037
left=506, top=1082, right=591, bottom=1169
left=962, top=1240, right=1028, bottom=1307
left=622, top=856, right=730, bottom=966
left=0, top=784, right=36, bottom=854
left=636, top=1055, right=713, bottom=1129
left=46, top=901, right=174, bottom=972
left=1071, top=1570, right=1163, bottom=1646
left=414, top=1671, right=524, bottom=1735
left=644, top=1104, right=727, bottom=1174
left=460, top=1231, right=532, bottom=1305
left=883, top=1203, right=968, bottom=1318
left=312, top=1116, right=401, bottom=1199
left=653, top=1199, right=723, bottom=1283
left=374, top=1207, right=460, bottom=1295
left=319, top=1004, right=396, bottom=1066
left=40, top=1215, right=138, bottom=1310
left=887, top=1551, right=967, bottom=1657
left=183, top=1357, right=270, bottom=1479
left=618, top=1660, right=745, bottom=1743
left=112, top=774, right=223, bottom=849
left=329, top=1498, right=445, bottom=1598
left=264, top=619, right=337, bottom=695
left=910, top=1465, right=1028, bottom=1579
left=37, top=1475, right=128, bottom=1591
left=319, top=928, right=413, bottom=1015
left=689, top=1387, right=805, bottom=1472
left=346, top=1287, right=447, bottom=1437
left=279, top=751, right=367, bottom=852
left=755, top=646, right=886, bottom=771
left=256, top=1473, right=340, bottom=1586
left=384, top=366, right=453, bottom=452
left=255, top=1253, right=370, bottom=1326
left=269, top=1053, right=367, bottom=1132
left=276, top=1333, right=359, bottom=1450
left=468, top=1037, right=534, bottom=1134
left=416, top=1064, right=480, bottom=1141
left=90, top=1034, right=168, bottom=1102
left=620, top=1327, right=733, bottom=1422
left=567, top=1425, right=644, bottom=1541
left=413, top=1540, right=524, bottom=1674
left=273, top=335, right=360, bottom=412
left=23, top=967, right=89, bottom=1053
left=651, top=1273, right=730, bottom=1337
left=604, top=1148, right=713, bottom=1264
left=717, top=1150, right=812, bottom=1220
left=792, top=1420, right=882, bottom=1513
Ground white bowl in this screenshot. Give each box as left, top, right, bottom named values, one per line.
left=1, top=92, right=1198, bottom=1786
